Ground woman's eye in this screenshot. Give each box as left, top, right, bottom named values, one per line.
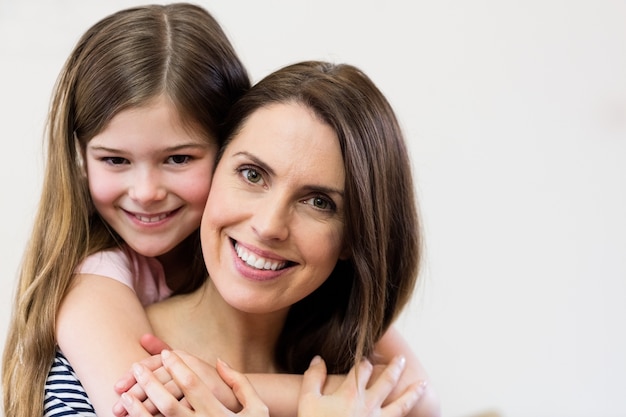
left=304, top=196, right=335, bottom=211
left=167, top=155, right=191, bottom=165
left=241, top=168, right=264, bottom=184
left=102, top=157, right=129, bottom=166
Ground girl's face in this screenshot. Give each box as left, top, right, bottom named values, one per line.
left=86, top=95, right=217, bottom=259
left=201, top=102, right=346, bottom=315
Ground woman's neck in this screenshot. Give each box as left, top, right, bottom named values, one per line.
left=146, top=280, right=288, bottom=373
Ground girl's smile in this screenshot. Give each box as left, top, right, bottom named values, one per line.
left=122, top=207, right=178, bottom=223
left=86, top=95, right=217, bottom=259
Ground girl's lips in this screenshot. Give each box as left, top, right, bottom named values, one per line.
left=124, top=208, right=180, bottom=224
left=135, top=212, right=168, bottom=223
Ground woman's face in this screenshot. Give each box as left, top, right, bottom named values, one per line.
left=201, top=101, right=346, bottom=314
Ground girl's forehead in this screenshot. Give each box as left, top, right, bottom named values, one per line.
left=87, top=97, right=213, bottom=150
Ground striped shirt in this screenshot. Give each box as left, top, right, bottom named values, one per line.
left=43, top=246, right=168, bottom=416
left=44, top=350, right=96, bottom=417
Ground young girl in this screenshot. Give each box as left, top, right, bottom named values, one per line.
left=2, top=4, right=250, bottom=417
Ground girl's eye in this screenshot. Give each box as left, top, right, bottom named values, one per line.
left=167, top=155, right=191, bottom=165
left=304, top=196, right=335, bottom=212
left=240, top=168, right=264, bottom=185
left=102, top=157, right=129, bottom=166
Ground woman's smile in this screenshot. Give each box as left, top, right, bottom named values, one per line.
left=233, top=240, right=290, bottom=271
left=201, top=101, right=346, bottom=313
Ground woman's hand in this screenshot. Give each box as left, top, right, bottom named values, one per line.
left=120, top=350, right=269, bottom=417
left=298, top=355, right=427, bottom=417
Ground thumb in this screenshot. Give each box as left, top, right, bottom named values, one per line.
left=300, top=355, right=327, bottom=397
left=140, top=333, right=171, bottom=355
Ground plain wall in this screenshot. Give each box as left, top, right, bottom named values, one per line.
left=1, top=1, right=625, bottom=416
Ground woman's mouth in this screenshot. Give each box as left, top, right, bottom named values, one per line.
left=233, top=241, right=291, bottom=271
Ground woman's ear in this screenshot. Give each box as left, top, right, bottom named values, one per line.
left=339, top=245, right=350, bottom=261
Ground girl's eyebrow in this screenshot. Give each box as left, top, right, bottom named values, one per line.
left=88, top=143, right=208, bottom=153
left=233, top=151, right=344, bottom=197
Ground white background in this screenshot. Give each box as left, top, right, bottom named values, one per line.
left=1, top=1, right=625, bottom=417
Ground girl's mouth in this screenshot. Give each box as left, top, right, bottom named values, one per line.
left=134, top=212, right=169, bottom=223
left=125, top=208, right=179, bottom=224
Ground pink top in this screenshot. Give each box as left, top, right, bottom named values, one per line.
left=76, top=245, right=172, bottom=306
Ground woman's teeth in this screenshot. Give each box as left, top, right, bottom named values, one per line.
left=235, top=243, right=286, bottom=271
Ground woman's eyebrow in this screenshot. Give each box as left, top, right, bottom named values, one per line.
left=301, top=185, right=344, bottom=198
left=232, top=151, right=344, bottom=197
left=233, top=151, right=275, bottom=176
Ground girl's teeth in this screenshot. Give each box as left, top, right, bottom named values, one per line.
left=136, top=213, right=168, bottom=223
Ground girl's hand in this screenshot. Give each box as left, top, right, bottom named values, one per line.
left=140, top=333, right=171, bottom=355
left=112, top=352, right=176, bottom=417
left=114, top=334, right=172, bottom=397
left=298, top=355, right=427, bottom=417
left=113, top=351, right=239, bottom=416
left=120, top=350, right=269, bottom=417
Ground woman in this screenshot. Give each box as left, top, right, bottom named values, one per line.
left=118, top=61, right=439, bottom=417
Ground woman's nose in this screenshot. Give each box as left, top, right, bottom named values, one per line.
left=251, top=198, right=290, bottom=241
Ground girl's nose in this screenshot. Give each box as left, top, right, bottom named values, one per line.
left=129, top=170, right=167, bottom=204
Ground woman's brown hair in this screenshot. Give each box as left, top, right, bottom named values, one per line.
left=220, top=61, right=421, bottom=374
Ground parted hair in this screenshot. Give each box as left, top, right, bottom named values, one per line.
left=2, top=4, right=249, bottom=417
left=219, top=61, right=421, bottom=374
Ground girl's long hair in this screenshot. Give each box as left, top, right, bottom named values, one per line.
left=2, top=4, right=249, bottom=416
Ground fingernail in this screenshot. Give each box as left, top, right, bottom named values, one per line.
left=217, top=357, right=231, bottom=368
left=132, top=363, right=143, bottom=378
left=121, top=392, right=132, bottom=406
left=310, top=355, right=322, bottom=365
left=161, top=349, right=170, bottom=359
left=397, top=355, right=406, bottom=368
left=416, top=379, right=428, bottom=393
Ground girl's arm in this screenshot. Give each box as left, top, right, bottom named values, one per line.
left=57, top=274, right=237, bottom=417
left=120, top=350, right=425, bottom=417
left=121, top=351, right=270, bottom=417
left=114, top=327, right=439, bottom=417
left=372, top=326, right=441, bottom=417
left=250, top=327, right=440, bottom=417
left=298, top=355, right=425, bottom=417
left=55, top=274, right=158, bottom=417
